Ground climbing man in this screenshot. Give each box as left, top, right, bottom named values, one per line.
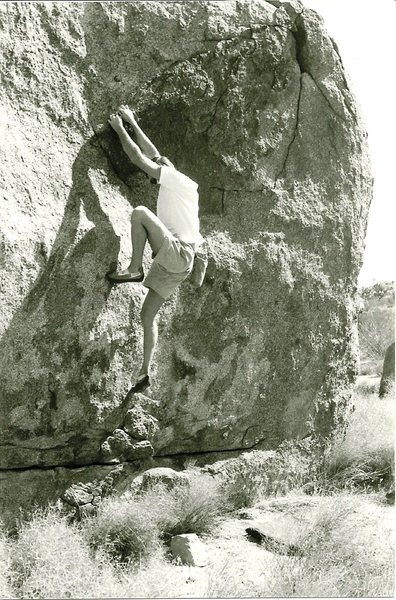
left=107, top=105, right=204, bottom=396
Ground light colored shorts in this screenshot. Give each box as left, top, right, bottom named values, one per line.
left=143, top=233, right=195, bottom=300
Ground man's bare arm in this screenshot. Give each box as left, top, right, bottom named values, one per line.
left=108, top=113, right=161, bottom=180
left=118, top=105, right=160, bottom=160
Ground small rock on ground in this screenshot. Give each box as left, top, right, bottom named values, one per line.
left=171, top=533, right=208, bottom=567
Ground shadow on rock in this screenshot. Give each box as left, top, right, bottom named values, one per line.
left=0, top=136, right=129, bottom=468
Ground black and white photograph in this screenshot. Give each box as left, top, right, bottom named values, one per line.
left=0, top=0, right=394, bottom=597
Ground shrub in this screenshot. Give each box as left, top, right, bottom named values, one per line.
left=274, top=495, right=395, bottom=597
left=354, top=376, right=380, bottom=397
left=0, top=526, right=14, bottom=599
left=82, top=494, right=163, bottom=563
left=158, top=471, right=228, bottom=538
left=10, top=507, right=125, bottom=599
left=358, top=282, right=394, bottom=368
left=82, top=471, right=226, bottom=563
left=317, top=389, right=394, bottom=492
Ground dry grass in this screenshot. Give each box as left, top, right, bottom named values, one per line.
left=82, top=471, right=226, bottom=562
left=1, top=384, right=393, bottom=599
left=271, top=495, right=394, bottom=597
left=82, top=493, right=164, bottom=563
left=0, top=528, right=15, bottom=599
left=318, top=387, right=395, bottom=492
left=205, top=494, right=394, bottom=598
left=9, top=507, right=127, bottom=599
left=354, top=374, right=380, bottom=396
left=158, top=471, right=229, bottom=538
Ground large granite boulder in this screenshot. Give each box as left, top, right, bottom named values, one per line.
left=0, top=1, right=371, bottom=511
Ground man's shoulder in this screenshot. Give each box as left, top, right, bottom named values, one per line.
left=160, top=166, right=198, bottom=192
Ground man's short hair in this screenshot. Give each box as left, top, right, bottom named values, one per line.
left=154, top=155, right=174, bottom=169
left=147, top=155, right=175, bottom=184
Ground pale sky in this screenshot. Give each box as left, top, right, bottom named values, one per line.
left=302, top=0, right=396, bottom=287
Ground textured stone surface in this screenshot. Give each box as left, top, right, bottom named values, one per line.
left=123, top=406, right=159, bottom=440
left=0, top=463, right=136, bottom=528
left=141, top=467, right=190, bottom=490
left=170, top=534, right=208, bottom=567
left=379, top=342, right=395, bottom=398
left=0, top=0, right=371, bottom=493
left=101, top=430, right=154, bottom=462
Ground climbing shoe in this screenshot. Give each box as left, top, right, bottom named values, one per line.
left=106, top=267, right=144, bottom=283
left=125, top=374, right=151, bottom=399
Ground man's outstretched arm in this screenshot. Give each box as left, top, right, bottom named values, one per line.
left=118, top=105, right=160, bottom=160
left=108, top=113, right=161, bottom=180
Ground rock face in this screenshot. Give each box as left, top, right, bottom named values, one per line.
left=0, top=1, right=371, bottom=512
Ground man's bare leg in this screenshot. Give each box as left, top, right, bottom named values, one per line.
left=140, top=289, right=165, bottom=376
left=110, top=206, right=168, bottom=278
left=126, top=289, right=165, bottom=395
left=111, top=207, right=169, bottom=393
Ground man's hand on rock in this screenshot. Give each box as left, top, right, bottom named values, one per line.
left=118, top=105, right=137, bottom=126
left=108, top=113, right=124, bottom=132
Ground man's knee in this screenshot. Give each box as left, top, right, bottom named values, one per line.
left=132, top=206, right=152, bottom=223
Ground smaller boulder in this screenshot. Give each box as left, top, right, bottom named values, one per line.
left=170, top=534, right=208, bottom=567
left=127, top=440, right=154, bottom=460
left=379, top=342, right=395, bottom=398
left=123, top=406, right=159, bottom=440
left=100, top=430, right=154, bottom=462
left=141, top=467, right=189, bottom=490
left=101, top=429, right=133, bottom=461
left=62, top=483, right=93, bottom=507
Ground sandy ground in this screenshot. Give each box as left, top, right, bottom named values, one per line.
left=155, top=492, right=394, bottom=598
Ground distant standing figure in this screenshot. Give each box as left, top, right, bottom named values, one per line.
left=107, top=106, right=204, bottom=396
left=379, top=341, right=395, bottom=398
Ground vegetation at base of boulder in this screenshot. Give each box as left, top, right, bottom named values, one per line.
left=0, top=527, right=14, bottom=599
left=316, top=389, right=394, bottom=492
left=7, top=509, right=124, bottom=599
left=83, top=472, right=226, bottom=562
left=0, top=383, right=392, bottom=598
left=358, top=281, right=394, bottom=370
left=219, top=386, right=394, bottom=507
left=218, top=440, right=321, bottom=509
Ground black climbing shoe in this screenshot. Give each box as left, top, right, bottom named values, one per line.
left=106, top=267, right=144, bottom=283
left=125, top=374, right=151, bottom=399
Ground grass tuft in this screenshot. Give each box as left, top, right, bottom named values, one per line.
left=318, top=389, right=394, bottom=492
left=276, top=495, right=394, bottom=597
left=10, top=507, right=126, bottom=599
left=82, top=471, right=225, bottom=562
left=0, top=525, right=15, bottom=599
left=159, top=471, right=228, bottom=538
left=82, top=494, right=163, bottom=564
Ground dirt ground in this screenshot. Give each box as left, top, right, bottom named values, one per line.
left=158, top=492, right=394, bottom=598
